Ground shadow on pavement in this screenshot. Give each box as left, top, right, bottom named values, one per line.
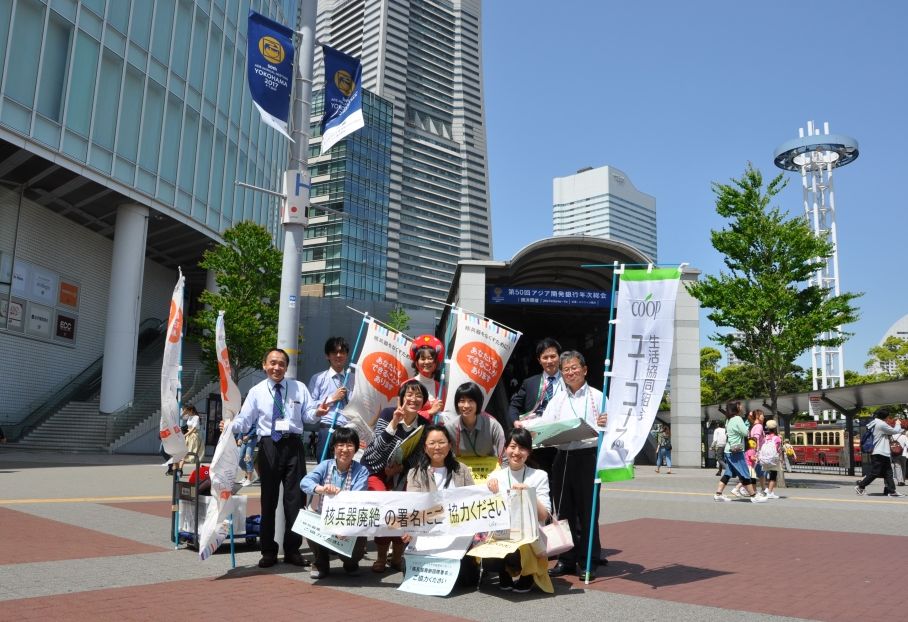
left=599, top=562, right=732, bottom=589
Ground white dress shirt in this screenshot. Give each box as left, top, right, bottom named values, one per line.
left=231, top=378, right=318, bottom=437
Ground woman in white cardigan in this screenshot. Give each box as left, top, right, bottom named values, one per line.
left=485, top=428, right=553, bottom=594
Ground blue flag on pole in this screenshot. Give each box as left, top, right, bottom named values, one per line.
left=247, top=10, right=294, bottom=140
left=320, top=45, right=365, bottom=154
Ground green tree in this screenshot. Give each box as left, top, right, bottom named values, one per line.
left=190, top=222, right=282, bottom=378
left=687, top=164, right=861, bottom=417
left=700, top=347, right=722, bottom=405
left=865, top=336, right=908, bottom=378
left=385, top=305, right=411, bottom=332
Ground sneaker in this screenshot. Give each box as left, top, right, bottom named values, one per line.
left=342, top=560, right=360, bottom=575
left=855, top=485, right=865, bottom=496
left=887, top=491, right=905, bottom=498
left=713, top=493, right=730, bottom=502
left=513, top=575, right=534, bottom=593
left=730, top=488, right=743, bottom=497
left=239, top=478, right=250, bottom=487
left=310, top=567, right=328, bottom=579
left=498, top=572, right=514, bottom=591
left=762, top=488, right=769, bottom=495
left=750, top=495, right=768, bottom=503
left=765, top=492, right=779, bottom=499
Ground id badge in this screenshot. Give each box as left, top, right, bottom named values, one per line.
left=275, top=418, right=290, bottom=432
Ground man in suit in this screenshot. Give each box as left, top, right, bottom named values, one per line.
left=508, top=337, right=563, bottom=474
left=226, top=348, right=329, bottom=568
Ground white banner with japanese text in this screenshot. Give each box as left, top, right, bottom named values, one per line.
left=320, top=485, right=509, bottom=537
left=442, top=310, right=521, bottom=413
left=342, top=320, right=412, bottom=448
left=159, top=269, right=187, bottom=462
left=598, top=268, right=681, bottom=482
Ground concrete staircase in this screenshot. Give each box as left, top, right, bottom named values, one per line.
left=14, top=339, right=210, bottom=453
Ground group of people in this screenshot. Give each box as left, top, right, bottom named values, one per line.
left=219, top=335, right=608, bottom=593
left=713, top=401, right=785, bottom=503
left=856, top=406, right=905, bottom=497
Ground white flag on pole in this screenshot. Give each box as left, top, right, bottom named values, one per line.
left=160, top=269, right=187, bottom=462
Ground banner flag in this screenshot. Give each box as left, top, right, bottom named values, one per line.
left=320, top=45, right=365, bottom=154
left=198, top=311, right=244, bottom=560
left=160, top=269, right=187, bottom=462
left=442, top=310, right=521, bottom=413
left=247, top=10, right=294, bottom=140
left=343, top=320, right=412, bottom=449
left=597, top=268, right=681, bottom=482
left=321, top=486, right=509, bottom=537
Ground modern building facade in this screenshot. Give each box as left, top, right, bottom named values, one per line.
left=553, top=165, right=657, bottom=261
left=302, top=89, right=393, bottom=300
left=868, top=314, right=908, bottom=376
left=313, top=0, right=492, bottom=311
left=0, top=0, right=294, bottom=434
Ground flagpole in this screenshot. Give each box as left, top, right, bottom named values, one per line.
left=583, top=261, right=623, bottom=584
left=276, top=0, right=316, bottom=379
left=319, top=315, right=370, bottom=462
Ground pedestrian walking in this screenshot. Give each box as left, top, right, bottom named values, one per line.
left=856, top=407, right=904, bottom=497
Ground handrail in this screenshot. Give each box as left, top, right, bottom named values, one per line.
left=10, top=317, right=165, bottom=442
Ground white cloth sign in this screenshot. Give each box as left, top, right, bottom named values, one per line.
left=342, top=320, right=412, bottom=448
left=443, top=311, right=520, bottom=413
left=320, top=485, right=509, bottom=536
left=399, top=555, right=461, bottom=596
left=159, top=269, right=187, bottom=462
left=291, top=509, right=357, bottom=557
left=597, top=268, right=681, bottom=482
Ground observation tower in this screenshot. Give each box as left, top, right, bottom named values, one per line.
left=774, top=121, right=859, bottom=419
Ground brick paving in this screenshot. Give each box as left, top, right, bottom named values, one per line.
left=0, top=574, right=473, bottom=622
left=0, top=507, right=164, bottom=565
left=104, top=498, right=263, bottom=518
left=568, top=518, right=899, bottom=622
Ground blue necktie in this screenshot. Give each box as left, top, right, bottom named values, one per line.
left=271, top=383, right=284, bottom=442
left=544, top=376, right=555, bottom=401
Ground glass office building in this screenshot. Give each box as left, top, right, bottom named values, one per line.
left=0, top=0, right=295, bottom=428
left=303, top=89, right=393, bottom=300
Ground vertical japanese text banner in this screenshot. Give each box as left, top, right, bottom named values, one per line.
left=160, top=269, right=187, bottom=461
left=342, top=320, right=412, bottom=448
left=442, top=311, right=520, bottom=413
left=247, top=10, right=294, bottom=140
left=597, top=268, right=681, bottom=482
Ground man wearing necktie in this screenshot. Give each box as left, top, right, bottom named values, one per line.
left=508, top=337, right=563, bottom=476
left=307, top=337, right=355, bottom=462
left=228, top=348, right=329, bottom=568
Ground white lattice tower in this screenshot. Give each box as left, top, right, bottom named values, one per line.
left=774, top=121, right=859, bottom=420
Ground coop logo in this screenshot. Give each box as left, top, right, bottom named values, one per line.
left=333, top=69, right=355, bottom=97
left=630, top=293, right=661, bottom=318
left=258, top=35, right=285, bottom=64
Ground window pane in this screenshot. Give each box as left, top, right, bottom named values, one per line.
left=94, top=50, right=123, bottom=150
left=188, top=9, right=207, bottom=92
left=139, top=79, right=165, bottom=171
left=179, top=109, right=199, bottom=192
left=171, top=0, right=192, bottom=77
left=65, top=32, right=99, bottom=136
left=129, top=0, right=153, bottom=48
left=150, top=0, right=175, bottom=63
left=37, top=14, right=73, bottom=121
left=195, top=119, right=213, bottom=201
left=161, top=94, right=183, bottom=182
left=6, top=0, right=44, bottom=107
left=204, top=26, right=222, bottom=104
left=117, top=66, right=143, bottom=161
left=106, top=0, right=129, bottom=33
left=0, top=0, right=13, bottom=75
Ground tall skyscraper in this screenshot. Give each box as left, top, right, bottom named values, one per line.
left=553, top=165, right=657, bottom=261
left=312, top=0, right=492, bottom=310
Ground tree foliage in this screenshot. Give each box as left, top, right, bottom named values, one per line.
left=190, top=222, right=282, bottom=379
left=385, top=305, right=411, bottom=333
left=865, top=336, right=908, bottom=378
left=687, top=164, right=861, bottom=415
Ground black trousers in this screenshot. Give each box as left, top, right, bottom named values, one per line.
left=551, top=447, right=601, bottom=568
left=257, top=435, right=307, bottom=557
left=858, top=454, right=896, bottom=494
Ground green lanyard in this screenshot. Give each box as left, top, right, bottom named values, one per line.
left=506, top=466, right=527, bottom=488
left=457, top=421, right=480, bottom=456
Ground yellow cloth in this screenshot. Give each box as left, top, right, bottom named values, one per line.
left=517, top=544, right=554, bottom=593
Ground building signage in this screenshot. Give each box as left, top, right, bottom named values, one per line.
left=486, top=286, right=611, bottom=308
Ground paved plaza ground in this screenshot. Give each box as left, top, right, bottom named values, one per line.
left=1, top=449, right=904, bottom=621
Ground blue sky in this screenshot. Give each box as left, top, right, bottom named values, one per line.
left=482, top=1, right=907, bottom=373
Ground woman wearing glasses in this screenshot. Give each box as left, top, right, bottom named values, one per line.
left=534, top=351, right=607, bottom=580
